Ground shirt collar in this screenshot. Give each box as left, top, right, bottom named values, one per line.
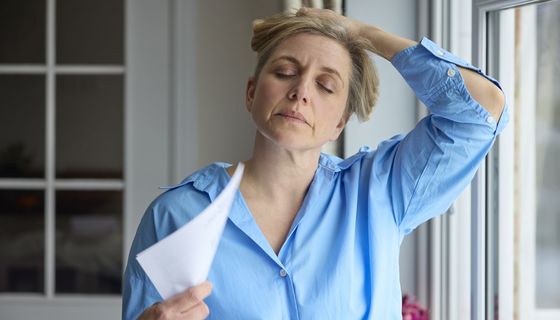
left=161, top=150, right=369, bottom=198
left=159, top=162, right=232, bottom=202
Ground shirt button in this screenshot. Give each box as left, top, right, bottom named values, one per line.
left=486, top=116, right=495, bottom=124
left=279, top=269, right=288, bottom=277
left=447, top=69, right=456, bottom=77
left=436, top=50, right=445, bottom=56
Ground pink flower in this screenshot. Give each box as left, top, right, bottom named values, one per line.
left=402, top=294, right=429, bottom=320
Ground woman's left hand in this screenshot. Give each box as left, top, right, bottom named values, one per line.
left=296, top=7, right=416, bottom=60
left=295, top=7, right=365, bottom=36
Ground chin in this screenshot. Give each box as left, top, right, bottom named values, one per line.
left=265, top=131, right=325, bottom=152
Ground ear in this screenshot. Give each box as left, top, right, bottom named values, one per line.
left=246, top=77, right=256, bottom=112
left=329, top=113, right=350, bottom=141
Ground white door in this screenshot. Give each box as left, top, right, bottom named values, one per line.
left=0, top=0, right=172, bottom=318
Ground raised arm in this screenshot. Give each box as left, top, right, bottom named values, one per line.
left=297, top=7, right=506, bottom=121
left=298, top=7, right=509, bottom=233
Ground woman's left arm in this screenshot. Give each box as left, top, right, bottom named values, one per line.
left=360, top=26, right=505, bottom=120
left=298, top=8, right=509, bottom=233
left=298, top=8, right=506, bottom=121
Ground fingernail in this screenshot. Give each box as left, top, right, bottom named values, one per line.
left=252, top=19, right=264, bottom=28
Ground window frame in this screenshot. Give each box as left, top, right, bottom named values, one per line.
left=419, top=1, right=553, bottom=319
left=0, top=0, right=125, bottom=299
left=473, top=0, right=560, bottom=319
left=0, top=0, right=173, bottom=318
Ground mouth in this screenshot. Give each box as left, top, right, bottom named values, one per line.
left=275, top=111, right=309, bottom=125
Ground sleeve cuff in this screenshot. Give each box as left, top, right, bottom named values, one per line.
left=391, top=37, right=503, bottom=91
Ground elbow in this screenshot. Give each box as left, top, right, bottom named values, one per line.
left=487, top=85, right=506, bottom=121
left=459, top=67, right=506, bottom=121
left=473, top=82, right=506, bottom=121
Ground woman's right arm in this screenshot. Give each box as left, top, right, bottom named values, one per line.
left=123, top=189, right=214, bottom=319
left=138, top=281, right=212, bottom=320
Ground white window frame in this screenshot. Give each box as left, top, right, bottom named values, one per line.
left=415, top=1, right=474, bottom=319
left=418, top=1, right=540, bottom=319
left=473, top=0, right=560, bottom=319
left=0, top=0, right=173, bottom=318
left=0, top=0, right=125, bottom=300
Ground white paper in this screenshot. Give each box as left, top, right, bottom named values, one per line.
left=136, top=163, right=244, bottom=299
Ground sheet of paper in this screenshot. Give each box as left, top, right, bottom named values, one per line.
left=136, top=163, right=244, bottom=299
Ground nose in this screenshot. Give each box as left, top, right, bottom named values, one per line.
left=288, top=79, right=310, bottom=104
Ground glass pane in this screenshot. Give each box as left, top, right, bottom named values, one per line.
left=56, top=0, right=123, bottom=64
left=0, top=0, right=46, bottom=63
left=535, top=0, right=560, bottom=309
left=497, top=1, right=560, bottom=310
left=0, top=190, right=44, bottom=293
left=55, top=190, right=122, bottom=294
left=0, top=75, right=45, bottom=178
left=55, top=75, right=123, bottom=179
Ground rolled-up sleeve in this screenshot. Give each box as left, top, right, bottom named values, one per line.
left=384, top=37, right=509, bottom=235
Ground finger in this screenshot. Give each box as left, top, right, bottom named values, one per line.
left=168, top=281, right=213, bottom=311
left=296, top=7, right=336, bottom=18
left=295, top=7, right=308, bottom=16
left=252, top=19, right=264, bottom=30
left=180, top=301, right=210, bottom=320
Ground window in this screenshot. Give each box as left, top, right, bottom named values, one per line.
left=0, top=0, right=124, bottom=297
left=479, top=0, right=560, bottom=319
left=424, top=1, right=560, bottom=319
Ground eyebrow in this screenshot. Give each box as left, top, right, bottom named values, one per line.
left=270, top=55, right=345, bottom=88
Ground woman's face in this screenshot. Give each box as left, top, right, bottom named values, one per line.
left=246, top=33, right=352, bottom=152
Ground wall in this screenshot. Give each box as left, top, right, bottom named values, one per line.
left=174, top=0, right=280, bottom=179
left=345, top=0, right=419, bottom=297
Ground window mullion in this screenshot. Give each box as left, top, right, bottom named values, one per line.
left=471, top=165, right=486, bottom=320
left=45, top=0, right=56, bottom=299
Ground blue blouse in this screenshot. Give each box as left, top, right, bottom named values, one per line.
left=123, top=38, right=509, bottom=319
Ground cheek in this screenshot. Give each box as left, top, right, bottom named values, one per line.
left=254, top=78, right=285, bottom=104
left=321, top=98, right=347, bottom=123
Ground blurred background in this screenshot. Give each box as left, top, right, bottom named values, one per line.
left=0, top=0, right=558, bottom=319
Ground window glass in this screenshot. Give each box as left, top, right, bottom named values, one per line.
left=56, top=0, right=124, bottom=64
left=0, top=190, right=44, bottom=293
left=534, top=0, right=560, bottom=308
left=494, top=0, right=560, bottom=310
left=55, top=190, right=122, bottom=294
left=55, top=75, right=123, bottom=179
left=0, top=75, right=45, bottom=178
left=0, top=0, right=46, bottom=63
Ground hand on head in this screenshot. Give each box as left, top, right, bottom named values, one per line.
left=138, top=281, right=213, bottom=320
left=296, top=7, right=364, bottom=35
left=252, top=7, right=364, bottom=37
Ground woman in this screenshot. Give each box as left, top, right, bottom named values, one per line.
left=124, top=8, right=507, bottom=320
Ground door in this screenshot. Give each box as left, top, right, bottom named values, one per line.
left=0, top=0, right=172, bottom=318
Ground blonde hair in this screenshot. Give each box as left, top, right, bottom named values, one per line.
left=251, top=12, right=379, bottom=122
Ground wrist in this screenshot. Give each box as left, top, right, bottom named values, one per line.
left=359, top=26, right=416, bottom=61
left=356, top=24, right=385, bottom=56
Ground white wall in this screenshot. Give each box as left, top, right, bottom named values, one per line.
left=345, top=0, right=419, bottom=297
left=344, top=1, right=418, bottom=153
left=174, top=0, right=280, bottom=180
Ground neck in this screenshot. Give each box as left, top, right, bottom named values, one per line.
left=232, top=132, right=321, bottom=201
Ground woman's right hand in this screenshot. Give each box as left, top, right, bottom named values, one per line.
left=138, top=281, right=213, bottom=320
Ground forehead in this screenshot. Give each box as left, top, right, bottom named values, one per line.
left=268, top=33, right=351, bottom=76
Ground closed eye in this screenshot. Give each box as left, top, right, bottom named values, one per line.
left=317, top=81, right=334, bottom=94
left=275, top=72, right=296, bottom=79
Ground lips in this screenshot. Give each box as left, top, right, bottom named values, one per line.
left=275, top=110, right=309, bottom=125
